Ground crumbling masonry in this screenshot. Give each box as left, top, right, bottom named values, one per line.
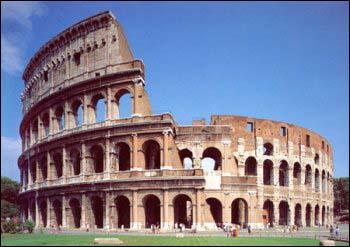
left=18, top=11, right=334, bottom=231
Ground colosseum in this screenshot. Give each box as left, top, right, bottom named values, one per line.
left=18, top=11, right=334, bottom=231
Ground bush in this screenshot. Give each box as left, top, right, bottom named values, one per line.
left=2, top=220, right=21, bottom=234
left=24, top=219, right=35, bottom=233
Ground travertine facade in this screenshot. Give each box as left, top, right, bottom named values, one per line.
left=18, top=11, right=334, bottom=231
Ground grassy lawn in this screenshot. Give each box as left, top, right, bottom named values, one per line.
left=1, top=234, right=337, bottom=246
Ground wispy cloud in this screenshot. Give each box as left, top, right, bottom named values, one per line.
left=1, top=136, right=22, bottom=181
left=1, top=1, right=47, bottom=76
left=1, top=1, right=47, bottom=29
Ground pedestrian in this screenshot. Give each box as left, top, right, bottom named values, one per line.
left=335, top=225, right=340, bottom=237
left=330, top=225, right=334, bottom=237
left=248, top=224, right=251, bottom=235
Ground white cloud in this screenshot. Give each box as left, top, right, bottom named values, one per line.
left=1, top=136, right=22, bottom=181
left=1, top=1, right=47, bottom=29
left=1, top=35, right=24, bottom=74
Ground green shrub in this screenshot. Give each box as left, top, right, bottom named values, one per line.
left=24, top=219, right=35, bottom=233
left=2, top=220, right=20, bottom=233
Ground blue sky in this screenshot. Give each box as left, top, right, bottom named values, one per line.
left=1, top=1, right=349, bottom=181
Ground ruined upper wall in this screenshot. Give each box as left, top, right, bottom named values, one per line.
left=210, top=115, right=333, bottom=162
left=21, top=11, right=138, bottom=114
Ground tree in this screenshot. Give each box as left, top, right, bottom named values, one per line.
left=1, top=176, right=19, bottom=219
left=333, top=177, right=349, bottom=216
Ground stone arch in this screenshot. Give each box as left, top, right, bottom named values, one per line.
left=305, top=164, right=312, bottom=187
left=90, top=195, right=104, bottom=229
left=142, top=140, right=161, bottom=170
left=293, top=162, right=301, bottom=185
left=263, top=159, right=274, bottom=185
left=54, top=105, right=65, bottom=132
left=32, top=119, right=39, bottom=142
left=315, top=204, right=320, bottom=226
left=114, top=195, right=130, bottom=228
left=71, top=99, right=84, bottom=127
left=90, top=93, right=106, bottom=123
left=115, top=142, right=130, bottom=171
left=231, top=198, right=248, bottom=228
left=42, top=112, right=50, bottom=136
left=114, top=88, right=133, bottom=119
left=279, top=160, right=289, bottom=187
left=245, top=156, right=257, bottom=176
left=143, top=194, right=161, bottom=228
left=306, top=203, right=312, bottom=227
left=52, top=199, right=62, bottom=227
left=278, top=200, right=290, bottom=226
left=202, top=147, right=222, bottom=171
left=315, top=169, right=320, bottom=192
left=263, top=199, right=274, bottom=227
left=30, top=161, right=37, bottom=183
left=179, top=148, right=193, bottom=169
left=69, top=148, right=81, bottom=176
left=52, top=152, right=63, bottom=179
left=90, top=144, right=104, bottom=173
left=29, top=199, right=36, bottom=223
left=68, top=198, right=81, bottom=228
left=39, top=200, right=47, bottom=227
left=206, top=198, right=223, bottom=228
left=39, top=156, right=47, bottom=180
left=294, top=203, right=302, bottom=227
left=263, top=142, right=273, bottom=156
left=173, top=194, right=193, bottom=228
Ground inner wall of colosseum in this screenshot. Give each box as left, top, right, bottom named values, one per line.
left=18, top=11, right=334, bottom=231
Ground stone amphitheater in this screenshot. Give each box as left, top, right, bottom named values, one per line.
left=18, top=11, right=334, bottom=231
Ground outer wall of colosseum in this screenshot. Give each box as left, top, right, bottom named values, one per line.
left=18, top=11, right=334, bottom=231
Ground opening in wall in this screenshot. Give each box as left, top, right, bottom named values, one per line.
left=280, top=126, right=287, bottom=137
left=246, top=122, right=253, bottom=132
left=306, top=134, right=310, bottom=147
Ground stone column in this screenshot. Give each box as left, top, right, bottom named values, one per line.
left=81, top=194, right=87, bottom=229
left=162, top=190, right=169, bottom=229
left=62, top=146, right=67, bottom=183
left=132, top=79, right=144, bottom=116
left=64, top=101, right=69, bottom=129
left=62, top=195, right=67, bottom=228
left=35, top=195, right=39, bottom=228
left=162, top=129, right=171, bottom=169
left=132, top=190, right=139, bottom=229
left=289, top=205, right=294, bottom=226
left=132, top=134, right=139, bottom=170
left=196, top=189, right=203, bottom=229
left=274, top=200, right=280, bottom=226
left=106, top=87, right=112, bottom=121
left=81, top=142, right=86, bottom=177
left=47, top=152, right=52, bottom=185
left=49, top=107, right=54, bottom=135
left=28, top=162, right=32, bottom=186
left=38, top=115, right=43, bottom=140
left=105, top=192, right=110, bottom=229
left=46, top=197, right=51, bottom=228
left=105, top=138, right=110, bottom=178
left=83, top=94, right=88, bottom=125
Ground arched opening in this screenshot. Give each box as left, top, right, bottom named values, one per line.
left=245, top=157, right=257, bottom=176
left=52, top=199, right=62, bottom=227
left=71, top=100, right=83, bottom=127
left=39, top=201, right=47, bottom=227
left=143, top=195, right=161, bottom=228
left=315, top=204, right=320, bottom=226
left=69, top=198, right=81, bottom=228
left=70, top=149, right=81, bottom=176
left=279, top=160, right=289, bottom=187
left=179, top=149, right=193, bottom=169
left=30, top=162, right=36, bottom=183
left=322, top=170, right=326, bottom=193
left=40, top=156, right=47, bottom=180
left=315, top=169, right=320, bottom=192
left=115, top=196, right=130, bottom=228
left=202, top=147, right=222, bottom=171
left=91, top=94, right=106, bottom=123
left=263, top=200, right=274, bottom=227
left=293, top=162, right=301, bottom=185
left=294, top=204, right=302, bottom=227
left=263, top=159, right=274, bottom=185
left=90, top=145, right=104, bottom=173
left=30, top=200, right=36, bottom=223
left=306, top=203, right=312, bottom=227
left=115, top=89, right=132, bottom=119
left=42, top=113, right=50, bottom=136
left=174, top=194, right=193, bottom=228
left=278, top=201, right=290, bottom=226
left=32, top=119, right=39, bottom=142
left=231, top=198, right=248, bottom=228
left=143, top=140, right=161, bottom=170
left=305, top=165, right=312, bottom=187
left=263, top=142, right=273, bottom=156
left=206, top=198, right=223, bottom=228
left=52, top=153, right=63, bottom=178
left=55, top=106, right=64, bottom=132
left=321, top=205, right=325, bottom=226
left=314, top=153, right=320, bottom=165
left=91, top=196, right=104, bottom=229
left=116, top=143, right=130, bottom=171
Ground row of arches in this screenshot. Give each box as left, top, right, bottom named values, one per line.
left=23, top=89, right=133, bottom=149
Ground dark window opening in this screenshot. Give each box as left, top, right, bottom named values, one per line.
left=280, top=127, right=287, bottom=137
left=263, top=143, right=273, bottom=156
left=73, top=52, right=81, bottom=66
left=306, top=135, right=310, bottom=147
left=246, top=122, right=253, bottom=132
left=44, top=71, right=48, bottom=82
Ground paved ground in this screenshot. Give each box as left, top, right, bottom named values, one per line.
left=42, top=224, right=349, bottom=242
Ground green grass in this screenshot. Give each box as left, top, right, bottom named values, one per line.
left=0, top=233, right=335, bottom=246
